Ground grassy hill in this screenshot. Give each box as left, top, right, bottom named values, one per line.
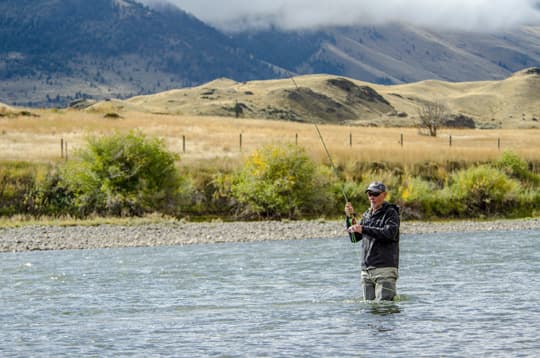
left=81, top=67, right=540, bottom=129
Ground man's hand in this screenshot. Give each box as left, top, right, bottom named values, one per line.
left=347, top=223, right=363, bottom=234
left=344, top=202, right=355, bottom=218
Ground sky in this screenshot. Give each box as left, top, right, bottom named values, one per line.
left=140, top=0, right=540, bottom=32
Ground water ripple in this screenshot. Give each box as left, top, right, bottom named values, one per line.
left=1, top=230, right=540, bottom=357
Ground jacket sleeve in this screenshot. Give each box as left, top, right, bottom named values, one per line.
left=361, top=208, right=400, bottom=242
left=345, top=216, right=362, bottom=243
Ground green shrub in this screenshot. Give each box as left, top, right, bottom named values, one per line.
left=511, top=189, right=540, bottom=218
left=397, top=176, right=441, bottom=219
left=230, top=144, right=335, bottom=218
left=447, top=165, right=520, bottom=217
left=60, top=131, right=189, bottom=217
left=25, top=166, right=74, bottom=217
left=495, top=150, right=539, bottom=185
left=0, top=162, right=42, bottom=216
left=2, top=151, right=539, bottom=220
left=180, top=165, right=237, bottom=218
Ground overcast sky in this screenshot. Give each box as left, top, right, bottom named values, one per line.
left=140, top=0, right=540, bottom=32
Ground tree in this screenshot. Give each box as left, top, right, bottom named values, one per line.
left=417, top=101, right=448, bottom=137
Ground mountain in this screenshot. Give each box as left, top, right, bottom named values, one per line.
left=83, top=67, right=540, bottom=129
left=0, top=0, right=539, bottom=108
left=231, top=24, right=540, bottom=84
left=0, top=0, right=278, bottom=107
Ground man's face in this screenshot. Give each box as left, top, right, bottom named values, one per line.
left=367, top=191, right=386, bottom=209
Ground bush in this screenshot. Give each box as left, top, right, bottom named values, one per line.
left=0, top=162, right=42, bottom=216
left=397, top=176, right=442, bottom=219
left=25, top=166, right=74, bottom=217
left=447, top=165, right=520, bottom=217
left=60, top=131, right=189, bottom=217
left=496, top=150, right=539, bottom=185
left=513, top=188, right=540, bottom=218
left=230, top=144, right=335, bottom=218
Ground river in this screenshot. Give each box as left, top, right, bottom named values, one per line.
left=1, top=230, right=539, bottom=357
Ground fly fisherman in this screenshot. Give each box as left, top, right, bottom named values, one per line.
left=345, top=181, right=400, bottom=301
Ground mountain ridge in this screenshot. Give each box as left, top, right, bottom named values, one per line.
left=0, top=0, right=539, bottom=107
left=233, top=24, right=540, bottom=84
left=0, top=0, right=278, bottom=106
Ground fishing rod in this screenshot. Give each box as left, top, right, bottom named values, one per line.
left=288, top=74, right=349, bottom=204
left=288, top=75, right=360, bottom=250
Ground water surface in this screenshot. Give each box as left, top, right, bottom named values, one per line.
left=1, top=230, right=539, bottom=357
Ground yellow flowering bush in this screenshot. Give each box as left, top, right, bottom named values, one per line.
left=231, top=144, right=335, bottom=218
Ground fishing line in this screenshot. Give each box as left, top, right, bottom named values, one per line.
left=287, top=74, right=370, bottom=304
left=287, top=74, right=349, bottom=203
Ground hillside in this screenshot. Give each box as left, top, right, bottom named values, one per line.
left=231, top=25, right=540, bottom=84
left=0, top=1, right=539, bottom=108
left=81, top=67, right=540, bottom=129
left=0, top=0, right=277, bottom=107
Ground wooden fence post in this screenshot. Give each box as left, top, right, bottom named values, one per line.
left=349, top=132, right=352, bottom=147
left=449, top=135, right=452, bottom=147
left=239, top=133, right=242, bottom=152
left=400, top=133, right=403, bottom=147
left=182, top=135, right=186, bottom=153
left=60, top=138, right=64, bottom=158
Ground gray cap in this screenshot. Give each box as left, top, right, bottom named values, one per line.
left=365, top=181, right=386, bottom=193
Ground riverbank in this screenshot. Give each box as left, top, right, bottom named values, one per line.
left=1, top=218, right=540, bottom=253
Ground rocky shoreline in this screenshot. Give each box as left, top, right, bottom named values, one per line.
left=1, top=218, right=540, bottom=253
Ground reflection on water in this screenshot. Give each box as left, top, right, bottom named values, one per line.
left=367, top=302, right=402, bottom=316
left=1, top=230, right=540, bottom=357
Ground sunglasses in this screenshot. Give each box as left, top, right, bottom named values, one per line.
left=367, top=191, right=382, bottom=197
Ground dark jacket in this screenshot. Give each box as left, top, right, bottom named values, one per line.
left=346, top=202, right=400, bottom=270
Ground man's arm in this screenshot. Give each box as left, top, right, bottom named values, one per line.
left=361, top=208, right=400, bottom=242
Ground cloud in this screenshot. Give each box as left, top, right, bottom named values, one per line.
left=140, top=0, right=540, bottom=32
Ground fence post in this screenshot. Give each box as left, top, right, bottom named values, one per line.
left=498, top=137, right=501, bottom=150
left=182, top=135, right=186, bottom=153
left=400, top=133, right=403, bottom=147
left=349, top=132, right=352, bottom=147
left=449, top=135, right=452, bottom=147
left=295, top=133, right=298, bottom=145
left=239, top=133, right=242, bottom=152
left=60, top=138, right=64, bottom=158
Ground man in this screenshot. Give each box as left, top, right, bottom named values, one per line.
left=345, top=181, right=400, bottom=301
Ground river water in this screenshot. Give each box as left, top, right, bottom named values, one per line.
left=1, top=229, right=539, bottom=357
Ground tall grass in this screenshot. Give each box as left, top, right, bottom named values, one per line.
left=1, top=110, right=539, bottom=171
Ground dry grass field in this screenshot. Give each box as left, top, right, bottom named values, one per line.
left=2, top=70, right=539, bottom=171
left=1, top=109, right=539, bottom=172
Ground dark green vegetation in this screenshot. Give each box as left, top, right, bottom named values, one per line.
left=1, top=133, right=539, bottom=221
left=0, top=0, right=276, bottom=106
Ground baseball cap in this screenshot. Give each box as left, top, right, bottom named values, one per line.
left=365, top=181, right=386, bottom=193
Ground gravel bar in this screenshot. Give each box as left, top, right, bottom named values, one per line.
left=1, top=218, right=540, bottom=253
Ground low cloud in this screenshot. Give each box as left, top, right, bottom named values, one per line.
left=140, top=0, right=540, bottom=32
